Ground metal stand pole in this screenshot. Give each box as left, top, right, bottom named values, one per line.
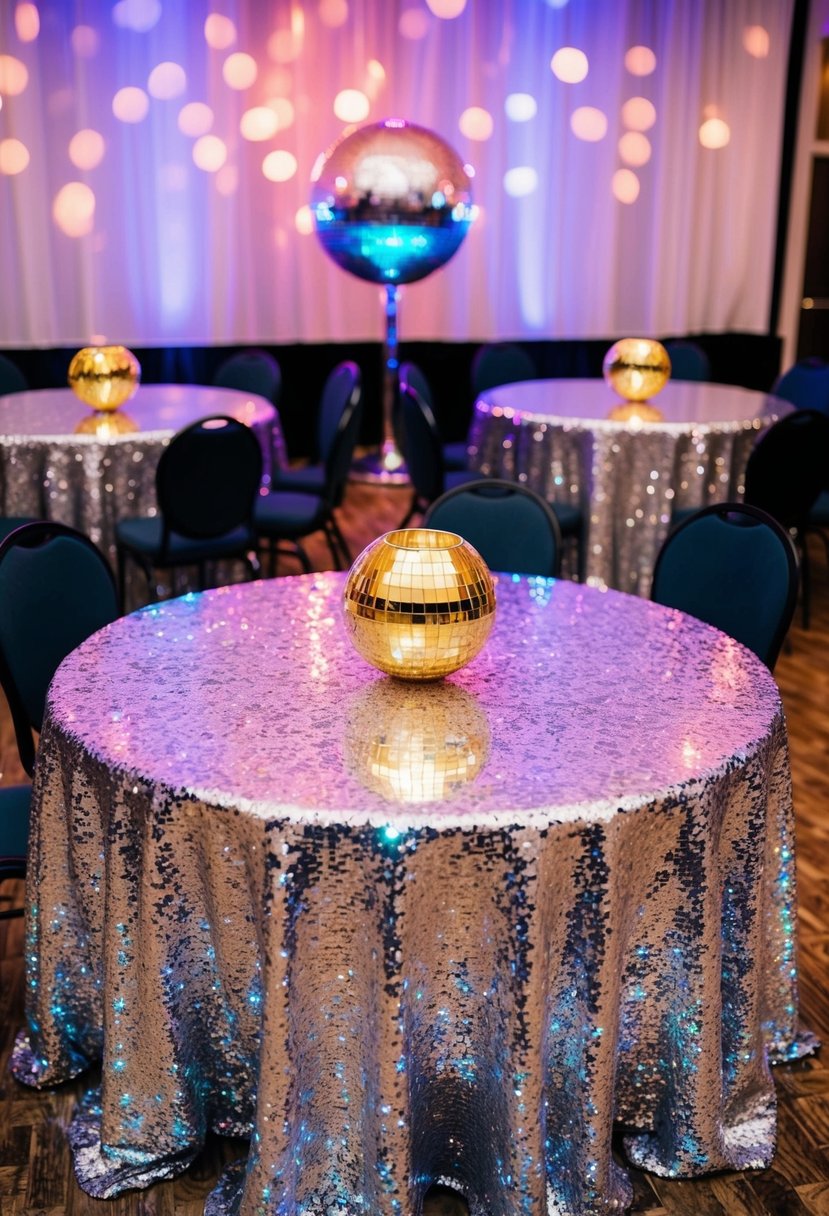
left=350, top=284, right=410, bottom=484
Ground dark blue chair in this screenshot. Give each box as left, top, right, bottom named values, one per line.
left=213, top=349, right=282, bottom=405
left=116, top=416, right=263, bottom=606
left=254, top=380, right=363, bottom=573
left=424, top=479, right=562, bottom=577
left=470, top=342, right=536, bottom=396
left=651, top=502, right=798, bottom=670
left=398, top=381, right=480, bottom=526
left=399, top=360, right=467, bottom=473
left=770, top=361, right=829, bottom=538
left=0, top=353, right=27, bottom=396
left=273, top=361, right=361, bottom=500
left=663, top=340, right=711, bottom=382
left=0, top=521, right=119, bottom=916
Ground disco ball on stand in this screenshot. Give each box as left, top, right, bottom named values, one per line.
left=311, top=119, right=474, bottom=482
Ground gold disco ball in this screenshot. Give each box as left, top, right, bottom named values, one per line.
left=343, top=528, right=496, bottom=680
left=74, top=410, right=138, bottom=436
left=603, top=337, right=671, bottom=403
left=68, top=345, right=141, bottom=412
left=344, top=681, right=489, bottom=803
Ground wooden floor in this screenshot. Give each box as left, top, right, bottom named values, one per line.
left=1, top=481, right=829, bottom=1215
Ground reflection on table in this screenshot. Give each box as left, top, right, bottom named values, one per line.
left=468, top=379, right=790, bottom=595
left=0, top=384, right=285, bottom=562
left=12, top=574, right=813, bottom=1215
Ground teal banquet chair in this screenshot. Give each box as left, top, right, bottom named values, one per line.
left=272, top=361, right=361, bottom=500
left=424, top=479, right=562, bottom=577
left=213, top=349, right=282, bottom=405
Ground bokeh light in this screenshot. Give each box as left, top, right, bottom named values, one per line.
left=570, top=106, right=607, bottom=141
left=503, top=166, right=538, bottom=197
left=52, top=182, right=95, bottom=237
left=612, top=168, right=640, bottom=203
left=193, top=135, right=228, bottom=171
left=295, top=204, right=314, bottom=234
left=263, top=150, right=298, bottom=182
left=70, top=25, right=99, bottom=58
left=112, top=87, right=150, bottom=123
left=0, top=138, right=30, bottom=175
left=624, top=45, right=657, bottom=76
left=0, top=56, right=29, bottom=96
left=267, top=97, right=295, bottom=128
left=621, top=97, right=656, bottom=131
left=399, top=8, right=430, bottom=39
left=112, top=0, right=162, bottom=33
left=505, top=93, right=537, bottom=122
left=425, top=0, right=467, bottom=15
left=204, top=13, right=236, bottom=49
left=178, top=101, right=214, bottom=137
left=743, top=25, right=770, bottom=58
left=241, top=107, right=280, bottom=140
left=223, top=52, right=258, bottom=89
left=367, top=59, right=385, bottom=81
left=551, top=48, right=588, bottom=84
left=459, top=106, right=493, bottom=140
left=148, top=62, right=187, bottom=100
left=618, top=131, right=651, bottom=166
left=69, top=129, right=106, bottom=170
left=699, top=117, right=730, bottom=149
left=334, top=89, right=370, bottom=122
left=15, top=3, right=40, bottom=41
left=319, top=0, right=349, bottom=26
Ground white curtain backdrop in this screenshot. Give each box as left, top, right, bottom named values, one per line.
left=0, top=0, right=794, bottom=347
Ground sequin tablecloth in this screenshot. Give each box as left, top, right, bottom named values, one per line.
left=11, top=574, right=813, bottom=1216
left=0, top=384, right=285, bottom=562
left=468, top=379, right=790, bottom=596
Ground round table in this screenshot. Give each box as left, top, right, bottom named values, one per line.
left=0, top=384, right=285, bottom=562
left=468, top=379, right=790, bottom=595
left=12, top=574, right=811, bottom=1215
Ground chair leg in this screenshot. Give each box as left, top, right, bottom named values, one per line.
left=294, top=542, right=313, bottom=574
left=328, top=514, right=353, bottom=567
left=800, top=533, right=811, bottom=630
left=398, top=493, right=419, bottom=529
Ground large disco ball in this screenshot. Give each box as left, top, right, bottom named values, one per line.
left=311, top=119, right=474, bottom=284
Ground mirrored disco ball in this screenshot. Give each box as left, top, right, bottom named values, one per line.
left=311, top=119, right=474, bottom=284
left=68, top=345, right=141, bottom=412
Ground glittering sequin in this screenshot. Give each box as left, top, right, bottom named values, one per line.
left=468, top=379, right=789, bottom=596
left=11, top=574, right=815, bottom=1214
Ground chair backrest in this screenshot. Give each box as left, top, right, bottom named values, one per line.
left=399, top=381, right=445, bottom=506
left=424, top=479, right=562, bottom=577
left=651, top=502, right=798, bottom=670
left=0, top=353, right=27, bottom=395
left=771, top=359, right=829, bottom=414
left=743, top=408, right=829, bottom=528
left=318, top=361, right=362, bottom=464
left=0, top=521, right=119, bottom=774
left=663, top=340, right=711, bottom=382
left=399, top=361, right=434, bottom=411
left=323, top=377, right=363, bottom=506
left=212, top=349, right=282, bottom=405
left=471, top=342, right=536, bottom=396
left=156, top=416, right=263, bottom=542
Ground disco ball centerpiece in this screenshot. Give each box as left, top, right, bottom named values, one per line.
left=603, top=338, right=671, bottom=422
left=311, top=119, right=474, bottom=285
left=68, top=344, right=141, bottom=412
left=343, top=529, right=495, bottom=681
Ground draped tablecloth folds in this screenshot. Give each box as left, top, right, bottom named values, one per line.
left=0, top=384, right=285, bottom=564
left=468, top=379, right=790, bottom=596
left=11, top=573, right=815, bottom=1216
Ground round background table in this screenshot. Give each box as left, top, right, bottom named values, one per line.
left=468, top=379, right=790, bottom=595
left=0, top=384, right=285, bottom=562
left=12, top=574, right=811, bottom=1216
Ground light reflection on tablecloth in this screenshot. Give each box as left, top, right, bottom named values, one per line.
left=468, top=380, right=789, bottom=596
left=0, top=384, right=285, bottom=564
left=11, top=574, right=815, bottom=1216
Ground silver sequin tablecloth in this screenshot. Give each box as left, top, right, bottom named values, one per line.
left=11, top=574, right=814, bottom=1215
left=0, top=384, right=285, bottom=562
left=468, top=379, right=789, bottom=596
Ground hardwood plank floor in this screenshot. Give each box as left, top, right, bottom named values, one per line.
left=1, top=481, right=828, bottom=1215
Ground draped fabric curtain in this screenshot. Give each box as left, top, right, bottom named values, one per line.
left=0, top=0, right=793, bottom=347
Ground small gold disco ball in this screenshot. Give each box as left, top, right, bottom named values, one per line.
left=344, top=681, right=489, bottom=803
left=68, top=345, right=141, bottom=412
left=343, top=528, right=496, bottom=680
left=605, top=401, right=665, bottom=423
left=73, top=410, right=139, bottom=436
left=603, top=337, right=671, bottom=403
